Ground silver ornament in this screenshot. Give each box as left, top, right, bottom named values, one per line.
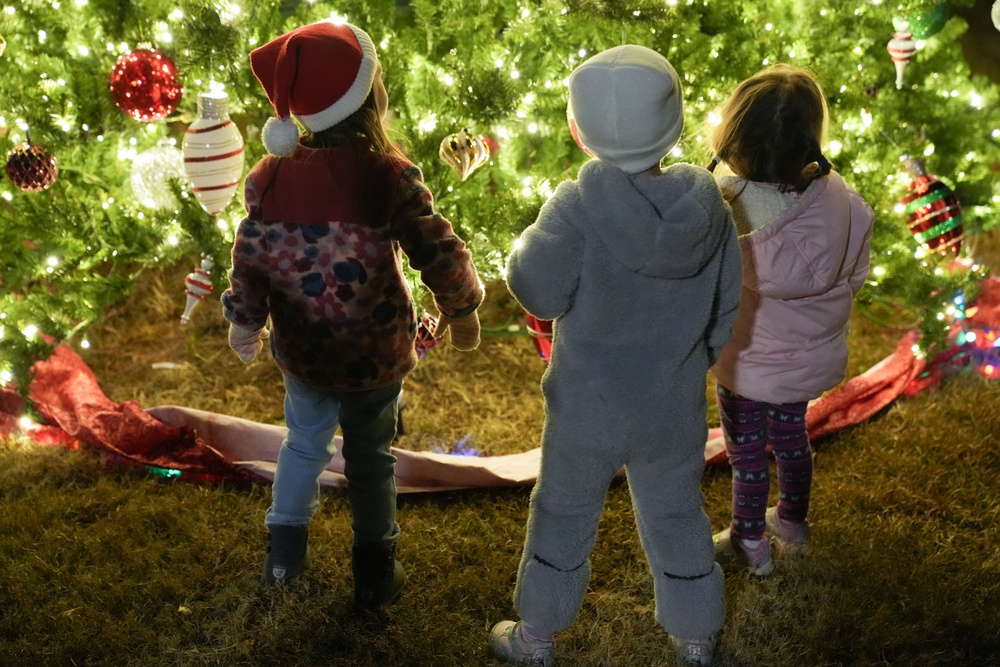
left=130, top=140, right=186, bottom=210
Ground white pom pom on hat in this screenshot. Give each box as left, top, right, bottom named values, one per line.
left=568, top=45, right=684, bottom=174
left=260, top=118, right=300, bottom=157
left=250, top=20, right=379, bottom=156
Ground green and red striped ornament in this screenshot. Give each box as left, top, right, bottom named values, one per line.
left=901, top=156, right=963, bottom=255
left=182, top=90, right=245, bottom=216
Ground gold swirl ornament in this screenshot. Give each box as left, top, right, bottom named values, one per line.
left=439, top=127, right=491, bottom=181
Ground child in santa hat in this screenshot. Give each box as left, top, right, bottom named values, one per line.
left=222, top=19, right=483, bottom=609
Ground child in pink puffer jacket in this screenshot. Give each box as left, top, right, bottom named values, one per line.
left=707, top=64, right=874, bottom=577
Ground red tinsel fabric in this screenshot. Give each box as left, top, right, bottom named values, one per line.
left=2, top=278, right=998, bottom=491
left=12, top=343, right=254, bottom=482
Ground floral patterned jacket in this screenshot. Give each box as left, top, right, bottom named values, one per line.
left=222, top=143, right=483, bottom=391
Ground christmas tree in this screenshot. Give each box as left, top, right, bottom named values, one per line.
left=1, top=0, right=998, bottom=398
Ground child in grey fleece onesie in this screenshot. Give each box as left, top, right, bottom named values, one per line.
left=488, top=45, right=743, bottom=667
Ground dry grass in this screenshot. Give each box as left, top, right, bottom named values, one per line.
left=2, top=251, right=1000, bottom=666
left=80, top=265, right=548, bottom=453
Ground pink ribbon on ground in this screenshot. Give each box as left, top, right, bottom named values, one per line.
left=4, top=277, right=997, bottom=492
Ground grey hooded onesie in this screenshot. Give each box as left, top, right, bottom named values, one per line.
left=506, top=158, right=742, bottom=640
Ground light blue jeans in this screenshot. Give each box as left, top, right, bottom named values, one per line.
left=265, top=375, right=402, bottom=548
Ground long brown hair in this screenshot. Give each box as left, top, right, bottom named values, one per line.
left=293, top=83, right=407, bottom=223
left=300, top=88, right=405, bottom=159
left=708, top=64, right=831, bottom=193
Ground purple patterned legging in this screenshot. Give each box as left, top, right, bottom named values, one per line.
left=716, top=384, right=813, bottom=540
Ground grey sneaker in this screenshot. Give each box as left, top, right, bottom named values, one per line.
left=765, top=507, right=810, bottom=556
left=669, top=634, right=716, bottom=666
left=713, top=526, right=773, bottom=577
left=490, top=620, right=554, bottom=666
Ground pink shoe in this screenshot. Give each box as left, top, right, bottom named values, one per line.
left=765, top=507, right=810, bottom=556
left=713, top=527, right=773, bottom=577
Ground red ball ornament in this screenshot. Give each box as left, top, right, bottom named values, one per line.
left=414, top=312, right=440, bottom=360
left=109, top=48, right=183, bottom=122
left=5, top=143, right=58, bottom=192
left=901, top=156, right=963, bottom=255
left=524, top=311, right=553, bottom=362
left=567, top=105, right=593, bottom=157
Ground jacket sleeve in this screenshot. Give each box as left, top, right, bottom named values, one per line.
left=390, top=165, right=483, bottom=318
left=505, top=185, right=583, bottom=320
left=707, top=216, right=743, bottom=365
left=846, top=189, right=875, bottom=296
left=221, top=216, right=271, bottom=330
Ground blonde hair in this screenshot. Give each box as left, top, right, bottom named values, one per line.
left=708, top=64, right=831, bottom=193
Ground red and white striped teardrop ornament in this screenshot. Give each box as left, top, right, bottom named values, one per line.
left=886, top=18, right=917, bottom=90
left=180, top=258, right=214, bottom=324
left=182, top=90, right=245, bottom=215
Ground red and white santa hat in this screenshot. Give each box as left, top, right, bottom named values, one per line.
left=250, top=20, right=379, bottom=156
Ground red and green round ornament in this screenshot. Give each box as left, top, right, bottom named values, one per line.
left=900, top=156, right=963, bottom=255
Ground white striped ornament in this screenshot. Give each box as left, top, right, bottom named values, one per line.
left=180, top=258, right=214, bottom=324
left=886, top=19, right=917, bottom=90
left=183, top=91, right=245, bottom=215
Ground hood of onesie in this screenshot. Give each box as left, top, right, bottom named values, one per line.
left=576, top=160, right=731, bottom=280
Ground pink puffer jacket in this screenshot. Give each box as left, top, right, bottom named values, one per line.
left=710, top=171, right=874, bottom=404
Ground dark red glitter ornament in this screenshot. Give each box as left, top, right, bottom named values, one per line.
left=5, top=143, right=58, bottom=192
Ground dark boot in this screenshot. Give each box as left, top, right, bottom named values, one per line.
left=352, top=542, right=406, bottom=608
left=262, top=524, right=309, bottom=585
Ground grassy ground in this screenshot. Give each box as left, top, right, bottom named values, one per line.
left=3, top=254, right=1000, bottom=666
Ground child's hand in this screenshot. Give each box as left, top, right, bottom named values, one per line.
left=229, top=324, right=269, bottom=363
left=434, top=312, right=480, bottom=351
